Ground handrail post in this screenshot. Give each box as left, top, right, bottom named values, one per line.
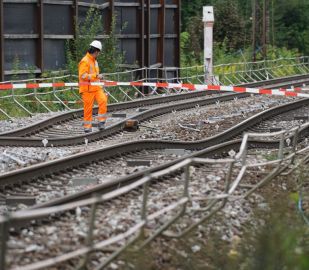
left=140, top=179, right=150, bottom=238
left=291, top=127, right=299, bottom=164
left=278, top=132, right=285, bottom=160
left=77, top=200, right=98, bottom=270
left=0, top=215, right=10, bottom=270
left=181, top=163, right=191, bottom=214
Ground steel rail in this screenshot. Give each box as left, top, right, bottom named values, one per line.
left=0, top=90, right=212, bottom=137
left=0, top=92, right=249, bottom=146
left=2, top=125, right=308, bottom=270
left=1, top=73, right=308, bottom=139
left=28, top=139, right=243, bottom=210
left=0, top=98, right=308, bottom=189
left=0, top=90, right=308, bottom=147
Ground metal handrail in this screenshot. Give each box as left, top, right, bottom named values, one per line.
left=0, top=57, right=308, bottom=119
left=1, top=122, right=308, bottom=269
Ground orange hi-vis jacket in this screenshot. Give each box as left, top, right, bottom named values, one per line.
left=78, top=52, right=102, bottom=93
left=78, top=53, right=108, bottom=130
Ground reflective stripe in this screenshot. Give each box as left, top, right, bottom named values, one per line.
left=95, top=115, right=107, bottom=121
left=81, top=73, right=88, bottom=79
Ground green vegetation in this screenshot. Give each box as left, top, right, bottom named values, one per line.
left=2, top=1, right=309, bottom=118
left=117, top=175, right=309, bottom=270
left=66, top=8, right=123, bottom=76
left=181, top=0, right=309, bottom=66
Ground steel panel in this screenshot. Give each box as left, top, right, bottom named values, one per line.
left=4, top=3, right=37, bottom=34
left=150, top=38, right=157, bottom=65
left=4, top=40, right=37, bottom=70
left=43, top=39, right=66, bottom=69
left=121, top=39, right=137, bottom=63
left=117, top=0, right=139, bottom=3
left=44, top=4, right=73, bottom=34
left=0, top=0, right=180, bottom=79
left=164, top=38, right=175, bottom=66
left=78, top=0, right=107, bottom=4
left=121, top=7, right=138, bottom=34
left=115, top=7, right=123, bottom=34
left=165, top=8, right=175, bottom=34
left=150, top=8, right=158, bottom=34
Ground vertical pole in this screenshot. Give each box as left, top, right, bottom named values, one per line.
left=107, top=0, right=114, bottom=35
left=174, top=0, right=181, bottom=69
left=278, top=133, right=284, bottom=160
left=158, top=0, right=165, bottom=79
left=271, top=0, right=275, bottom=46
left=262, top=0, right=267, bottom=59
left=0, top=0, right=4, bottom=81
left=0, top=218, right=9, bottom=270
left=72, top=0, right=78, bottom=39
left=180, top=163, right=190, bottom=215
left=140, top=181, right=149, bottom=237
left=37, top=0, right=44, bottom=77
left=252, top=0, right=257, bottom=61
left=110, top=0, right=114, bottom=32
left=291, top=128, right=299, bottom=164
left=77, top=201, right=97, bottom=270
left=145, top=0, right=150, bottom=67
left=203, top=6, right=214, bottom=84
left=138, top=0, right=145, bottom=94
left=139, top=0, right=145, bottom=69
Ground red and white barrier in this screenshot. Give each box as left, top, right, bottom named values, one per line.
left=0, top=81, right=308, bottom=98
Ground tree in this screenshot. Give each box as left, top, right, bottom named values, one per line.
left=66, top=8, right=123, bottom=75
left=274, top=0, right=309, bottom=55
left=212, top=0, right=247, bottom=51
left=181, top=0, right=210, bottom=31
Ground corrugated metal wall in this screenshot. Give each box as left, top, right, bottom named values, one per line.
left=0, top=0, right=180, bottom=81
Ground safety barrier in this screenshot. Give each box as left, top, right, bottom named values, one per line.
left=1, top=80, right=308, bottom=98
left=1, top=123, right=308, bottom=270
left=0, top=57, right=309, bottom=119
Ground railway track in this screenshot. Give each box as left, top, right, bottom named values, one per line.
left=1, top=75, right=309, bottom=270
left=0, top=74, right=308, bottom=147
left=3, top=136, right=308, bottom=270
left=0, top=94, right=293, bottom=176
left=0, top=98, right=308, bottom=211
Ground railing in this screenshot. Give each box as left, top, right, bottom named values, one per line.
left=1, top=122, right=308, bottom=270
left=0, top=57, right=309, bottom=119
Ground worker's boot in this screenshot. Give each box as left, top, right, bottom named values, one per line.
left=84, top=128, right=92, bottom=133
left=98, top=121, right=106, bottom=130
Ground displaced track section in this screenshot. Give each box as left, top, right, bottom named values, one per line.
left=0, top=74, right=308, bottom=146
left=0, top=98, right=308, bottom=210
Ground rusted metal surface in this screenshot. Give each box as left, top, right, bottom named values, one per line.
left=0, top=92, right=245, bottom=146
left=0, top=73, right=308, bottom=141
left=0, top=0, right=181, bottom=80
left=0, top=90, right=212, bottom=137
left=0, top=0, right=4, bottom=81
left=158, top=0, right=165, bottom=78
left=37, top=0, right=44, bottom=75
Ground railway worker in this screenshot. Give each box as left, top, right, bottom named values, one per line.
left=78, top=40, right=108, bottom=133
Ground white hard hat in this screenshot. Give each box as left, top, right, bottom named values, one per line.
left=90, top=40, right=102, bottom=51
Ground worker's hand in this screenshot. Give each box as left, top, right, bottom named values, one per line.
left=97, top=74, right=104, bottom=80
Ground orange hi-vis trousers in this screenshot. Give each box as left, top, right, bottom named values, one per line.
left=82, top=90, right=108, bottom=130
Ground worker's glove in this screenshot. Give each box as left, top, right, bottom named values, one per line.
left=97, top=74, right=104, bottom=80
